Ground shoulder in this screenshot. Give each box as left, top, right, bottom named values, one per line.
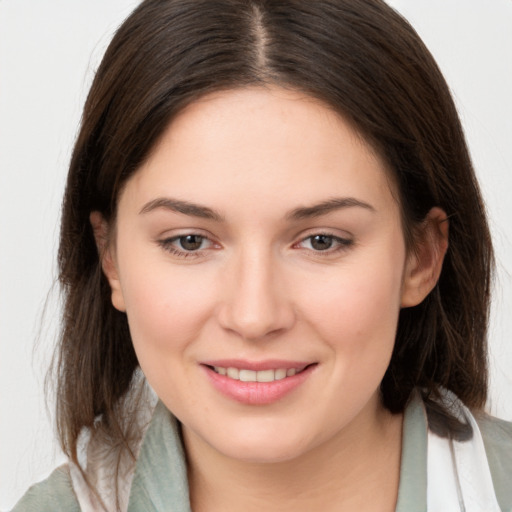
left=477, top=412, right=512, bottom=470
left=476, top=413, right=512, bottom=508
left=477, top=412, right=512, bottom=445
left=11, top=464, right=80, bottom=512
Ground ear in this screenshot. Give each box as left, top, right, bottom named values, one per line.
left=401, top=207, right=449, bottom=308
left=90, top=211, right=126, bottom=312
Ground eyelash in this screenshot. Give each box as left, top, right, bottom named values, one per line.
left=294, top=233, right=354, bottom=254
left=158, top=234, right=215, bottom=259
left=158, top=232, right=354, bottom=259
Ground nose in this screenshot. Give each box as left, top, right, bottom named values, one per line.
left=217, top=248, right=295, bottom=341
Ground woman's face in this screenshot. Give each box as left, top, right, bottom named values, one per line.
left=102, top=87, right=431, bottom=463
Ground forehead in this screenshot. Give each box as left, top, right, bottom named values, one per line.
left=120, top=86, right=399, bottom=219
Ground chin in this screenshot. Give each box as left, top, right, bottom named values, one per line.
left=221, top=439, right=310, bottom=464
left=203, top=421, right=319, bottom=464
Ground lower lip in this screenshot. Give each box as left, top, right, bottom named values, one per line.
left=202, top=364, right=316, bottom=405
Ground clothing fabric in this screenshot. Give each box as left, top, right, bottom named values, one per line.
left=426, top=390, right=501, bottom=511
left=12, top=391, right=512, bottom=512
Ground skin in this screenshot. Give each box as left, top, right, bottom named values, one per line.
left=92, top=86, right=448, bottom=511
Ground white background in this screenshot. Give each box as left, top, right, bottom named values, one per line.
left=1, top=1, right=511, bottom=509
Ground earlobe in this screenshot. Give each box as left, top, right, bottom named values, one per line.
left=89, top=211, right=126, bottom=312
left=401, top=207, right=449, bottom=308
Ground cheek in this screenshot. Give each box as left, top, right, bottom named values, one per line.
left=116, top=251, right=215, bottom=362
left=303, top=243, right=405, bottom=369
left=118, top=264, right=218, bottom=408
left=295, top=252, right=405, bottom=428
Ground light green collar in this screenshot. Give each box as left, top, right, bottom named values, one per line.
left=128, top=401, right=191, bottom=512
left=395, top=392, right=428, bottom=512
left=128, top=396, right=429, bottom=511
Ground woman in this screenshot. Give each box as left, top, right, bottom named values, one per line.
left=13, top=0, right=512, bottom=511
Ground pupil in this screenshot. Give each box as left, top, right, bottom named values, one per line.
left=180, top=235, right=203, bottom=251
left=311, top=235, right=333, bottom=250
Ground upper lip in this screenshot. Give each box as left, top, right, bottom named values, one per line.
left=201, top=359, right=314, bottom=371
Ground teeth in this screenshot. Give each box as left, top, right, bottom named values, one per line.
left=275, top=368, right=287, bottom=380
left=256, top=369, right=275, bottom=382
left=239, top=369, right=256, bottom=382
left=213, top=366, right=302, bottom=382
left=226, top=367, right=239, bottom=379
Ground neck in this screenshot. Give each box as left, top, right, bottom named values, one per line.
left=184, top=396, right=403, bottom=512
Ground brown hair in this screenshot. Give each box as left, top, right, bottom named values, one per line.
left=55, top=0, right=493, bottom=487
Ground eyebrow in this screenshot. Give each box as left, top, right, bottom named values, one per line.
left=139, top=197, right=225, bottom=221
left=139, top=196, right=375, bottom=222
left=286, top=197, right=375, bottom=220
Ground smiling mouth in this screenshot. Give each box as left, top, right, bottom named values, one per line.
left=203, top=362, right=316, bottom=404
left=207, top=365, right=311, bottom=383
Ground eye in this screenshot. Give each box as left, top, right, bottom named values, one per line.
left=175, top=234, right=207, bottom=251
left=158, top=233, right=216, bottom=257
left=308, top=234, right=335, bottom=251
left=298, top=233, right=353, bottom=253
